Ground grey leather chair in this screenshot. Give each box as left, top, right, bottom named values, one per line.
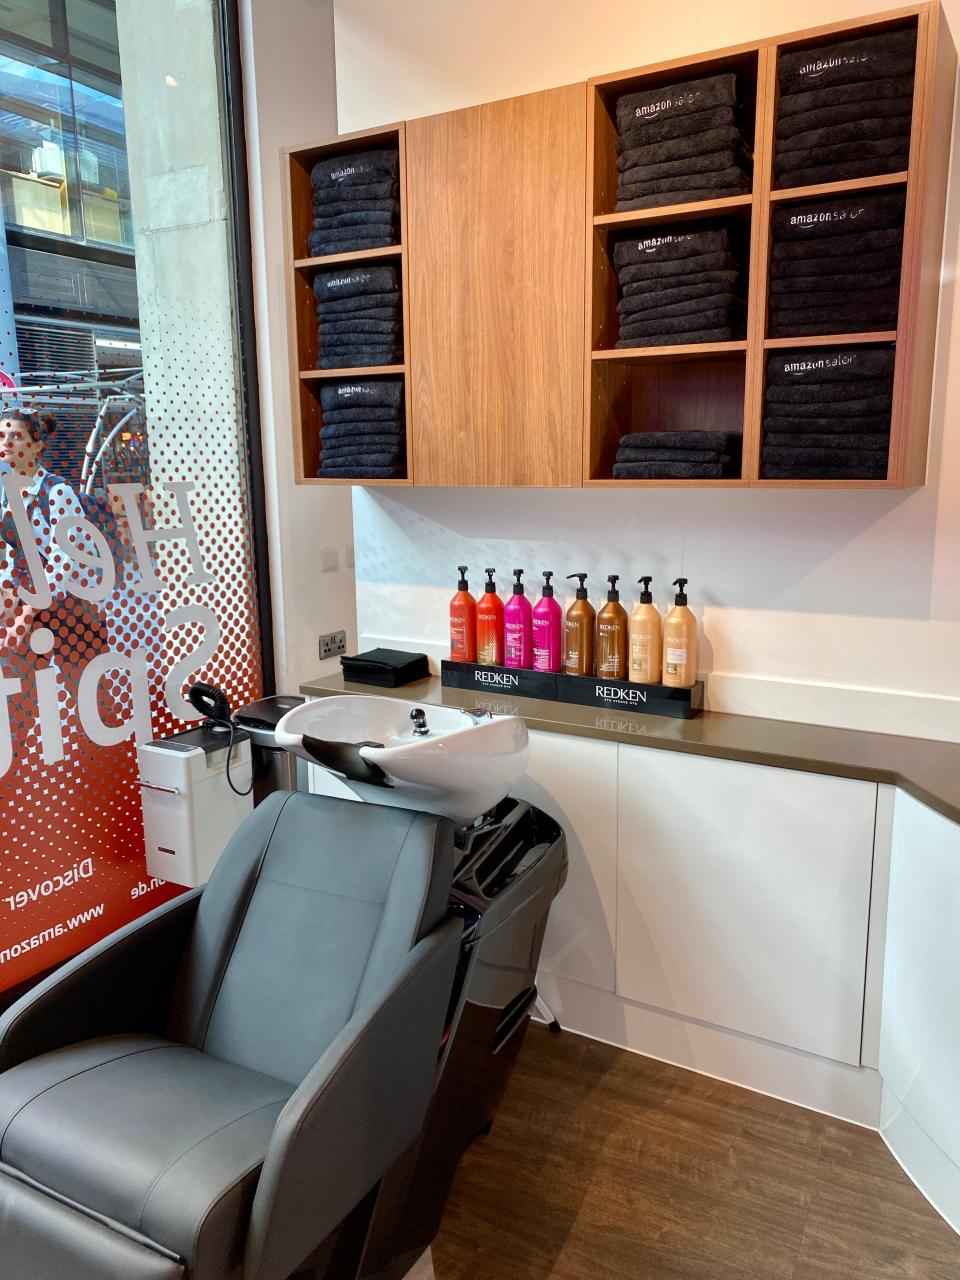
left=0, top=792, right=462, bottom=1280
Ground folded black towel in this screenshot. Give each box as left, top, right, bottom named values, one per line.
left=312, top=196, right=398, bottom=216
left=778, top=27, right=916, bottom=96
left=314, top=266, right=398, bottom=302
left=760, top=462, right=887, bottom=479
left=321, top=421, right=404, bottom=439
left=311, top=208, right=399, bottom=230
left=340, top=649, right=429, bottom=688
left=767, top=286, right=902, bottom=314
left=764, top=391, right=894, bottom=418
left=769, top=245, right=903, bottom=279
left=772, top=191, right=906, bottom=242
left=617, top=105, right=737, bottom=151
left=778, top=74, right=915, bottom=119
left=620, top=292, right=737, bottom=327
left=622, top=266, right=740, bottom=298
left=612, top=461, right=731, bottom=479
left=763, top=413, right=891, bottom=434
left=768, top=316, right=897, bottom=339
left=776, top=96, right=913, bottom=141
left=775, top=136, right=910, bottom=176
left=768, top=268, right=901, bottom=295
left=618, top=165, right=750, bottom=197
left=320, top=328, right=403, bottom=349
left=619, top=306, right=734, bottom=340
left=321, top=406, right=402, bottom=424
left=777, top=117, right=911, bottom=156
left=321, top=431, right=405, bottom=450
left=617, top=180, right=751, bottom=211
left=617, top=447, right=731, bottom=463
left=316, top=306, right=401, bottom=326
left=766, top=346, right=895, bottom=385
left=313, top=180, right=398, bottom=205
left=615, top=146, right=746, bottom=186
left=763, top=432, right=889, bottom=450
left=311, top=149, right=399, bottom=189
left=320, top=318, right=402, bottom=337
left=317, top=348, right=402, bottom=370
left=774, top=156, right=910, bottom=189
left=321, top=450, right=403, bottom=469
left=762, top=444, right=889, bottom=468
left=618, top=125, right=745, bottom=173
left=310, top=221, right=397, bottom=245
left=320, top=378, right=404, bottom=410
left=616, top=326, right=734, bottom=349
left=318, top=465, right=404, bottom=479
left=318, top=296, right=401, bottom=319
left=613, top=227, right=730, bottom=269
left=618, top=430, right=740, bottom=450
left=616, top=73, right=738, bottom=134
left=771, top=229, right=904, bottom=264
left=765, top=378, right=892, bottom=405
left=308, top=234, right=396, bottom=257
left=619, top=279, right=740, bottom=314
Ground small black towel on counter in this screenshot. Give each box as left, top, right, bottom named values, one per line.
left=340, top=649, right=430, bottom=688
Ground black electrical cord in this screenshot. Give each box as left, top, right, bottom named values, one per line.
left=208, top=715, right=254, bottom=797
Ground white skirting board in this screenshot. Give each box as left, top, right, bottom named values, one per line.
left=535, top=971, right=883, bottom=1128
left=881, top=1085, right=960, bottom=1237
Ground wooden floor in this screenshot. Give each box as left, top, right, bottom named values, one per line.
left=432, top=1026, right=959, bottom=1280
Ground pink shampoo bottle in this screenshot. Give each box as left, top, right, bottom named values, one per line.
left=532, top=570, right=562, bottom=672
left=504, top=569, right=533, bottom=668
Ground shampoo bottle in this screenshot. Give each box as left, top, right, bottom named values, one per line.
left=629, top=575, right=662, bottom=685
left=662, top=577, right=698, bottom=689
left=564, top=573, right=596, bottom=677
left=476, top=568, right=504, bottom=666
left=504, top=569, right=533, bottom=669
left=449, top=565, right=477, bottom=663
left=596, top=575, right=628, bottom=680
left=532, top=571, right=562, bottom=672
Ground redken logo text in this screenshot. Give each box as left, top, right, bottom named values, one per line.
left=474, top=670, right=520, bottom=688
left=596, top=684, right=648, bottom=704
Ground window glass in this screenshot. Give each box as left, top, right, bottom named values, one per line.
left=65, top=0, right=121, bottom=77
left=0, top=0, right=55, bottom=48
left=0, top=47, right=77, bottom=241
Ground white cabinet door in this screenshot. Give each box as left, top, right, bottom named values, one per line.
left=617, top=746, right=877, bottom=1064
left=512, top=731, right=618, bottom=992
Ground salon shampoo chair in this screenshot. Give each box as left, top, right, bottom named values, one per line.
left=0, top=792, right=462, bottom=1280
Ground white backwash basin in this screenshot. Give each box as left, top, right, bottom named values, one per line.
left=274, top=696, right=529, bottom=825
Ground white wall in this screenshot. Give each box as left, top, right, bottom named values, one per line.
left=333, top=0, right=960, bottom=742
left=241, top=0, right=358, bottom=692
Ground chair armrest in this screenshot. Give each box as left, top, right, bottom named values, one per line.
left=0, top=889, right=201, bottom=1072
left=243, top=916, right=463, bottom=1280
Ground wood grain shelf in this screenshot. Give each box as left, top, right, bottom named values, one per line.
left=300, top=365, right=406, bottom=379
left=593, top=195, right=752, bottom=228
left=299, top=477, right=413, bottom=488
left=293, top=244, right=403, bottom=270
left=763, top=332, right=897, bottom=349
left=769, top=172, right=909, bottom=202
left=593, top=342, right=748, bottom=362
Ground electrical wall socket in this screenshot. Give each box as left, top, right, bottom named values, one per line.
left=319, top=629, right=347, bottom=660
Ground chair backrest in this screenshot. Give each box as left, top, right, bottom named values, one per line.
left=166, top=792, right=454, bottom=1084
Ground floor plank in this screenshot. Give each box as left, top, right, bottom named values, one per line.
left=432, top=1026, right=959, bottom=1280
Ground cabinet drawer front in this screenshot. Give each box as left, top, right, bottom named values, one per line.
left=617, top=747, right=877, bottom=1064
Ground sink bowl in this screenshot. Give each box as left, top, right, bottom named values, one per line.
left=274, top=696, right=529, bottom=825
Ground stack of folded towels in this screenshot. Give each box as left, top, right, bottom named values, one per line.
left=761, top=346, right=894, bottom=480
left=774, top=28, right=916, bottom=190
left=318, top=377, right=405, bottom=480
left=614, top=73, right=752, bottom=212
left=613, top=430, right=742, bottom=480
left=313, top=263, right=403, bottom=370
left=614, top=225, right=745, bottom=347
left=308, top=148, right=400, bottom=258
left=767, top=190, right=904, bottom=338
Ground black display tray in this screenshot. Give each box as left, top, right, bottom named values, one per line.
left=440, top=660, right=702, bottom=718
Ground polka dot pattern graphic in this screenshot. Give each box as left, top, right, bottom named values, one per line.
left=0, top=298, right=264, bottom=993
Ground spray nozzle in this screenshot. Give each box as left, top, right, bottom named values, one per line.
left=457, top=565, right=469, bottom=590
left=637, top=575, right=653, bottom=604
left=607, top=574, right=620, bottom=602
left=567, top=572, right=589, bottom=599
left=512, top=568, right=525, bottom=595
left=542, top=570, right=554, bottom=598
left=484, top=567, right=496, bottom=590
left=673, top=577, right=688, bottom=606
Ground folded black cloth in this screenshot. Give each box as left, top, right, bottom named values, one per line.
left=612, top=461, right=731, bottom=479
left=777, top=117, right=911, bottom=156
left=771, top=191, right=905, bottom=242
left=308, top=233, right=395, bottom=257
left=763, top=432, right=889, bottom=450
left=314, top=266, right=398, bottom=302
left=318, top=294, right=401, bottom=318
left=320, top=318, right=402, bottom=337
left=618, top=126, right=744, bottom=172
left=762, top=445, right=888, bottom=468
left=317, top=347, right=402, bottom=369
left=321, top=450, right=403, bottom=469
left=617, top=448, right=730, bottom=463
left=774, top=156, right=910, bottom=189
left=617, top=182, right=750, bottom=211
left=311, top=207, right=399, bottom=229
left=771, top=229, right=904, bottom=264
left=620, top=287, right=739, bottom=319
left=317, top=306, right=400, bottom=325
left=766, top=346, right=895, bottom=385
left=778, top=28, right=916, bottom=96
left=616, top=104, right=736, bottom=151
left=320, top=378, right=404, bottom=409
left=319, top=465, right=403, bottom=479
left=311, top=222, right=397, bottom=245
left=764, top=391, right=894, bottom=417
left=619, top=307, right=734, bottom=340
left=775, top=137, right=910, bottom=177
left=622, top=265, right=739, bottom=296
left=618, top=430, right=740, bottom=451
left=313, top=180, right=397, bottom=205
left=770, top=245, right=903, bottom=278
left=320, top=329, right=403, bottom=349
left=778, top=74, right=915, bottom=119
left=768, top=268, right=901, bottom=295
left=321, top=405, right=402, bottom=423
left=616, top=73, right=738, bottom=134
left=768, top=310, right=898, bottom=338
left=776, top=96, right=913, bottom=141
left=616, top=147, right=746, bottom=186
left=765, top=378, right=892, bottom=405
left=311, top=149, right=399, bottom=189
left=340, top=649, right=428, bottom=688
left=613, top=227, right=730, bottom=269
left=321, top=432, right=405, bottom=451
left=760, top=462, right=887, bottom=479
left=616, top=326, right=734, bottom=348
left=767, top=286, right=902, bottom=314
left=763, top=413, right=891, bottom=433
left=619, top=276, right=740, bottom=313
left=620, top=292, right=737, bottom=328
left=619, top=165, right=750, bottom=197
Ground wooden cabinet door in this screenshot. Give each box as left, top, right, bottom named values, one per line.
left=617, top=746, right=878, bottom=1065
left=406, top=85, right=585, bottom=486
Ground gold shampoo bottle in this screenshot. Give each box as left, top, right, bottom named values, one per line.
left=629, top=575, right=662, bottom=684
left=596, top=574, right=628, bottom=680
left=563, top=573, right=595, bottom=676
left=662, top=577, right=698, bottom=689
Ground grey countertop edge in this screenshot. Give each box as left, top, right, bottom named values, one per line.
left=299, top=673, right=960, bottom=828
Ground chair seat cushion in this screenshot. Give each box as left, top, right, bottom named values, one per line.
left=0, top=1035, right=292, bottom=1280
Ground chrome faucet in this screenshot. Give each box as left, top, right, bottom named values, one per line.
left=460, top=707, right=493, bottom=724
left=410, top=707, right=430, bottom=736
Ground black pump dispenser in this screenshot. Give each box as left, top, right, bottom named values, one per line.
left=457, top=565, right=469, bottom=591
left=512, top=569, right=525, bottom=595
left=484, top=567, right=496, bottom=592
left=606, top=574, right=620, bottom=602
left=567, top=572, right=589, bottom=599
left=541, top=571, right=555, bottom=598
left=637, top=576, right=653, bottom=604
left=673, top=577, right=689, bottom=605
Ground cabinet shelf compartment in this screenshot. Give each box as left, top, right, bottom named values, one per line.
left=292, top=252, right=406, bottom=374
left=296, top=371, right=411, bottom=487
left=585, top=349, right=747, bottom=485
